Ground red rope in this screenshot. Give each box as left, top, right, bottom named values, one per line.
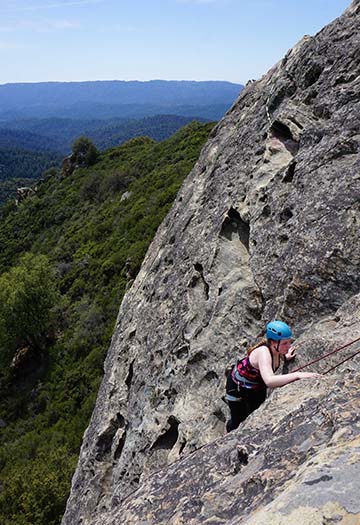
left=292, top=335, right=360, bottom=373
left=322, top=347, right=360, bottom=375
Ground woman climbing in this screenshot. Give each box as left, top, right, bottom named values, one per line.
left=225, top=320, right=321, bottom=433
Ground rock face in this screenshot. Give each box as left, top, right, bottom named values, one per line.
left=84, top=294, right=360, bottom=525
left=62, top=2, right=360, bottom=524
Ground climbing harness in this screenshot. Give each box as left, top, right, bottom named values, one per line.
left=230, top=356, right=266, bottom=391
left=292, top=336, right=360, bottom=374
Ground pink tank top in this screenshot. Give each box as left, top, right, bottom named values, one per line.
left=232, top=347, right=279, bottom=390
left=232, top=355, right=266, bottom=390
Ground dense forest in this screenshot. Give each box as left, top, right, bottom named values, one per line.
left=0, top=148, right=61, bottom=179
left=0, top=128, right=64, bottom=152
left=0, top=115, right=206, bottom=154
left=0, top=121, right=215, bottom=525
left=0, top=148, right=62, bottom=203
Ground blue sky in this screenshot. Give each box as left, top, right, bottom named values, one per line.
left=0, top=0, right=352, bottom=85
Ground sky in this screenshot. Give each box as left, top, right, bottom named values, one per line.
left=0, top=0, right=352, bottom=85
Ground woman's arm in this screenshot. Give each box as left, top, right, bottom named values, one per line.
left=257, top=347, right=321, bottom=388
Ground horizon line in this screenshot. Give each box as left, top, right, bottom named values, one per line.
left=0, top=78, right=245, bottom=86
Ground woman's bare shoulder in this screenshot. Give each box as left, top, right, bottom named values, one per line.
left=252, top=344, right=270, bottom=355
left=249, top=345, right=270, bottom=366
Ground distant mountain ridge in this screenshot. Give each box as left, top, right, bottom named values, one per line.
left=0, top=80, right=242, bottom=203
left=0, top=79, right=242, bottom=106
left=0, top=80, right=243, bottom=120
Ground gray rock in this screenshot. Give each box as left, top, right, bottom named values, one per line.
left=15, top=186, right=36, bottom=206
left=90, top=364, right=360, bottom=525
left=120, top=191, right=132, bottom=202
left=62, top=2, right=360, bottom=524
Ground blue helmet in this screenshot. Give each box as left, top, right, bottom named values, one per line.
left=266, top=320, right=292, bottom=341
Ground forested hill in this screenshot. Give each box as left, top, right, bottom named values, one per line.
left=0, top=115, right=209, bottom=205
left=0, top=120, right=215, bottom=525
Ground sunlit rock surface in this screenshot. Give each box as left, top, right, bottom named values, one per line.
left=62, top=2, right=360, bottom=524
left=94, top=293, right=360, bottom=524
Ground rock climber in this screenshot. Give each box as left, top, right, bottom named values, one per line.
left=225, top=320, right=321, bottom=433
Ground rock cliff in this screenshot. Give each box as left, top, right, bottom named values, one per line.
left=62, top=2, right=360, bottom=524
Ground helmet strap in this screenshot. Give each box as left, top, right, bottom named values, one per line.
left=275, top=340, right=280, bottom=353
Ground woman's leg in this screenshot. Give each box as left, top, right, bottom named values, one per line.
left=226, top=398, right=249, bottom=432
left=225, top=373, right=247, bottom=432
left=226, top=388, right=267, bottom=432
left=246, top=388, right=267, bottom=413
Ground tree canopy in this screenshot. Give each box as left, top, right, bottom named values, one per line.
left=0, top=253, right=59, bottom=368
left=71, top=137, right=98, bottom=167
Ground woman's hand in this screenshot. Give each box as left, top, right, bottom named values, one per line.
left=285, top=346, right=296, bottom=361
left=297, top=372, right=322, bottom=379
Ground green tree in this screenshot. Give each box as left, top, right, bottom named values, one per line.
left=0, top=446, right=77, bottom=525
left=0, top=253, right=60, bottom=366
left=71, top=136, right=98, bottom=167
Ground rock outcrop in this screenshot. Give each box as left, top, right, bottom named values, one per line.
left=62, top=2, right=360, bottom=524
left=15, top=186, right=36, bottom=206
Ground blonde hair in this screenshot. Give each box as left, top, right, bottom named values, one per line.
left=247, top=338, right=269, bottom=355
left=224, top=338, right=271, bottom=377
